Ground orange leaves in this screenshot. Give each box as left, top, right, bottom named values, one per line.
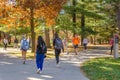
left=0, top=0, right=67, bottom=28
left=46, top=19, right=56, bottom=27
left=19, top=0, right=67, bottom=26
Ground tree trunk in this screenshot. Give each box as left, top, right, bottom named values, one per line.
left=72, top=0, right=76, bottom=34
left=30, top=8, right=35, bottom=52
left=81, top=14, right=85, bottom=46
left=45, top=28, right=51, bottom=48
left=90, top=36, right=93, bottom=44
left=52, top=27, right=55, bottom=39
left=93, top=35, right=96, bottom=45
left=66, top=30, right=68, bottom=39
left=81, top=0, right=85, bottom=46
left=116, top=7, right=120, bottom=31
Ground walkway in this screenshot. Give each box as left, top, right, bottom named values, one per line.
left=0, top=48, right=111, bottom=80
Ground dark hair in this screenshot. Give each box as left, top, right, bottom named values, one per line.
left=55, top=33, right=59, bottom=38
left=37, top=36, right=45, bottom=52
left=37, top=36, right=44, bottom=45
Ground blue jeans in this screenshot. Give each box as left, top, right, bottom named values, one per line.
left=36, top=52, right=45, bottom=71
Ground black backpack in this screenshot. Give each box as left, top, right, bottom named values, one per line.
left=42, top=42, right=47, bottom=53
left=37, top=42, right=47, bottom=54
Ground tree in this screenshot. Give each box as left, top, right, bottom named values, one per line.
left=64, top=0, right=104, bottom=45
left=0, top=0, right=67, bottom=52
left=102, top=0, right=120, bottom=31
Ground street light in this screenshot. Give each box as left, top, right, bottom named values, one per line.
left=60, top=9, right=65, bottom=15
left=67, top=0, right=71, bottom=6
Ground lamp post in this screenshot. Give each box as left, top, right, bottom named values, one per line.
left=60, top=9, right=65, bottom=15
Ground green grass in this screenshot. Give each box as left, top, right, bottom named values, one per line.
left=81, top=57, right=120, bottom=80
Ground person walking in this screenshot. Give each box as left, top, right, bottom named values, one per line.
left=36, top=36, right=47, bottom=74
left=63, top=38, right=68, bottom=54
left=14, top=37, right=19, bottom=49
left=110, top=38, right=114, bottom=55
left=3, top=37, right=8, bottom=50
left=72, top=34, right=80, bottom=55
left=83, top=38, right=89, bottom=50
left=53, top=33, right=64, bottom=67
left=20, top=35, right=29, bottom=64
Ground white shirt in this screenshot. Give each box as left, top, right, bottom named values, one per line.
left=83, top=38, right=88, bottom=44
left=3, top=39, right=8, bottom=44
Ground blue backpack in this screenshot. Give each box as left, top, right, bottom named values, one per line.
left=21, top=39, right=29, bottom=50
left=55, top=38, right=63, bottom=49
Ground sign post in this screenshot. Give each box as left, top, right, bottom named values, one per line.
left=114, top=34, right=119, bottom=59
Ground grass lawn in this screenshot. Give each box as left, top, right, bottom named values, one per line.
left=81, top=57, right=120, bottom=80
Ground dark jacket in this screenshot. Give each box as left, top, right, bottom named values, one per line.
left=37, top=41, right=47, bottom=54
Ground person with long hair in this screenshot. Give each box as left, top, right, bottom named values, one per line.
left=36, top=36, right=47, bottom=74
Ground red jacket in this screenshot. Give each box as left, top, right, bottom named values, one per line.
left=110, top=39, right=114, bottom=46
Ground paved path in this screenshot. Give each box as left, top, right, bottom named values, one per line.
left=0, top=48, right=111, bottom=80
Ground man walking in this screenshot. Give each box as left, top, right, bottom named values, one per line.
left=53, top=33, right=64, bottom=67
left=72, top=34, right=80, bottom=55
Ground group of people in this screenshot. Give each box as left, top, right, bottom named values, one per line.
left=19, top=33, right=64, bottom=74
left=2, top=37, right=19, bottom=50
left=2, top=33, right=118, bottom=74
left=20, top=34, right=118, bottom=74
left=72, top=34, right=89, bottom=55
left=2, top=33, right=89, bottom=74
left=34, top=33, right=89, bottom=74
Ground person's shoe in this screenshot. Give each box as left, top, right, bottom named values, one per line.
left=66, top=52, right=69, bottom=55
left=23, top=61, right=25, bottom=64
left=37, top=69, right=40, bottom=74
left=75, top=52, right=78, bottom=55
left=56, top=63, right=60, bottom=68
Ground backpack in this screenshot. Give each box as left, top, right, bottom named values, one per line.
left=55, top=38, right=63, bottom=49
left=14, top=39, right=18, bottom=43
left=21, top=39, right=29, bottom=50
left=38, top=42, right=47, bottom=54
left=42, top=42, right=47, bottom=53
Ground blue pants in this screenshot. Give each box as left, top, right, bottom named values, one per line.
left=36, top=53, right=45, bottom=71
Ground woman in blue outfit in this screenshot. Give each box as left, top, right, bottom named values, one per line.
left=36, top=36, right=47, bottom=74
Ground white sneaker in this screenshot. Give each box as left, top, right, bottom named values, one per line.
left=37, top=69, right=40, bottom=74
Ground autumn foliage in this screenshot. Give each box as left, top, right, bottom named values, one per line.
left=0, top=0, right=67, bottom=27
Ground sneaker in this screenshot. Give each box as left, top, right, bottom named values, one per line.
left=23, top=61, right=25, bottom=64
left=56, top=63, right=60, bottom=68
left=37, top=69, right=40, bottom=74
left=75, top=52, right=78, bottom=55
